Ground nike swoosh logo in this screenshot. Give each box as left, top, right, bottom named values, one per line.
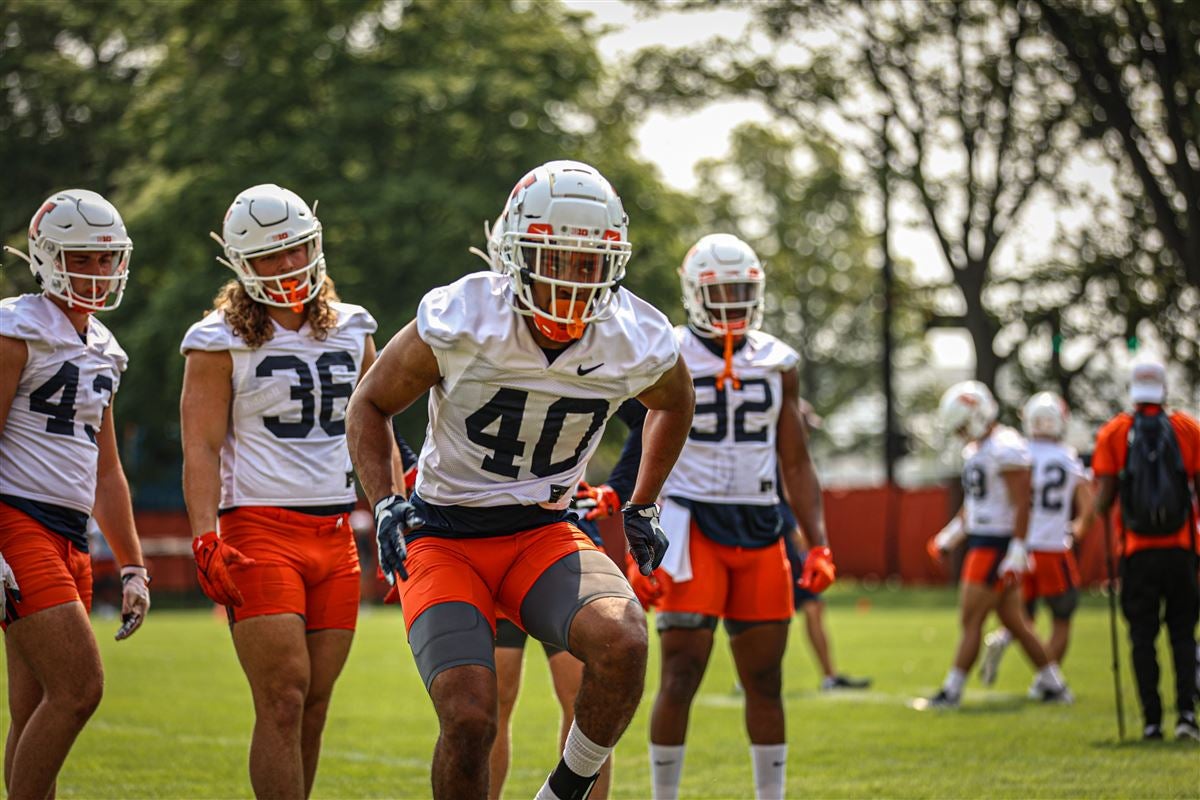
left=772, top=761, right=786, bottom=767
left=653, top=760, right=675, bottom=766
left=577, top=363, right=604, bottom=376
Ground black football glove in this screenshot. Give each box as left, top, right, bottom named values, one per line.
left=374, top=495, right=425, bottom=585
left=621, top=501, right=669, bottom=576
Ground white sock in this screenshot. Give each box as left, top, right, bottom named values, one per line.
left=1037, top=663, right=1065, bottom=690
left=943, top=667, right=966, bottom=695
left=650, top=743, right=685, bottom=800
left=561, top=719, right=611, bottom=778
left=750, top=743, right=787, bottom=800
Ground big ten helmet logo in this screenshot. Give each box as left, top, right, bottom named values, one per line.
left=272, top=232, right=290, bottom=242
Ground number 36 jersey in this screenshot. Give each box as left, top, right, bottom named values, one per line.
left=1027, top=440, right=1086, bottom=552
left=180, top=303, right=376, bottom=509
left=662, top=327, right=800, bottom=506
left=0, top=293, right=127, bottom=514
left=415, top=272, right=678, bottom=508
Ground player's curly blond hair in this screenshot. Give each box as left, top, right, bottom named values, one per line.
left=211, top=277, right=340, bottom=349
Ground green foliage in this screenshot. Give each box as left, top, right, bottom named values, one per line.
left=2, top=0, right=694, bottom=501
left=23, top=595, right=1199, bottom=797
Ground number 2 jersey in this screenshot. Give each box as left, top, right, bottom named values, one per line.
left=961, top=425, right=1032, bottom=538
left=414, top=271, right=677, bottom=513
left=0, top=293, right=127, bottom=546
left=180, top=303, right=376, bottom=509
left=1026, top=439, right=1086, bottom=553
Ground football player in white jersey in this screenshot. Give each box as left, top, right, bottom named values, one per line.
left=0, top=189, right=151, bottom=798
left=180, top=184, right=381, bottom=798
left=977, top=392, right=1095, bottom=686
left=346, top=160, right=695, bottom=800
left=643, top=234, right=835, bottom=800
left=924, top=381, right=1071, bottom=708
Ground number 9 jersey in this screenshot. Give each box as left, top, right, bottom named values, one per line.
left=414, top=272, right=677, bottom=508
left=961, top=425, right=1032, bottom=537
left=0, top=294, right=126, bottom=515
left=180, top=303, right=376, bottom=508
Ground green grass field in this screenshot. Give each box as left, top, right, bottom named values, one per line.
left=2, top=587, right=1197, bottom=798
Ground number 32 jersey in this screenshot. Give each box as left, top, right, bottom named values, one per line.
left=662, top=327, right=800, bottom=506
left=0, top=294, right=127, bottom=514
left=415, top=272, right=678, bottom=508
left=180, top=303, right=376, bottom=508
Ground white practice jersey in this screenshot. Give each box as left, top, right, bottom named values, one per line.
left=180, top=303, right=376, bottom=508
left=662, top=327, right=799, bottom=505
left=1027, top=440, right=1086, bottom=552
left=961, top=425, right=1032, bottom=537
left=0, top=294, right=127, bottom=514
left=415, top=271, right=677, bottom=508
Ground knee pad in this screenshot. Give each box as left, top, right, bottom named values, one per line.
left=1045, top=589, right=1079, bottom=620
left=408, top=601, right=495, bottom=692
left=655, top=611, right=718, bottom=632
left=520, top=549, right=637, bottom=651
left=723, top=618, right=789, bottom=637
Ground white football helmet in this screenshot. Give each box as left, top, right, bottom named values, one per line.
left=489, top=160, right=631, bottom=342
left=679, top=234, right=765, bottom=335
left=211, top=184, right=325, bottom=309
left=1022, top=391, right=1068, bottom=440
left=938, top=380, right=998, bottom=441
left=4, top=189, right=132, bottom=312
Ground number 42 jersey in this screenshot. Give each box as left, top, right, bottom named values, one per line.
left=0, top=293, right=127, bottom=515
left=415, top=272, right=678, bottom=508
left=180, top=303, right=376, bottom=509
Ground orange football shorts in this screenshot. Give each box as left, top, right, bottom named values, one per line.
left=219, top=506, right=360, bottom=631
left=656, top=522, right=794, bottom=621
left=396, top=521, right=599, bottom=634
left=1023, top=549, right=1080, bottom=602
left=0, top=501, right=92, bottom=629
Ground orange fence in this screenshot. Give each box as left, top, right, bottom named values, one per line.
left=128, top=486, right=1124, bottom=597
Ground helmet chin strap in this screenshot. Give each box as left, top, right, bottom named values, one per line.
left=715, top=327, right=741, bottom=391
left=267, top=278, right=309, bottom=314
left=533, top=298, right=587, bottom=343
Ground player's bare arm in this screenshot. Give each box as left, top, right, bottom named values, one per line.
left=0, top=334, right=29, bottom=438
left=359, top=334, right=406, bottom=497
left=777, top=367, right=828, bottom=548
left=629, top=356, right=694, bottom=504
left=1001, top=467, right=1033, bottom=541
left=1071, top=480, right=1096, bottom=540
left=92, top=402, right=143, bottom=567
left=180, top=349, right=233, bottom=537
left=346, top=320, right=442, bottom=505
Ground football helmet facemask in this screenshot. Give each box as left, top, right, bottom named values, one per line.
left=679, top=233, right=765, bottom=336
left=1022, top=391, right=1068, bottom=440
left=487, top=160, right=631, bottom=342
left=211, top=184, right=325, bottom=311
left=5, top=189, right=132, bottom=312
left=938, top=380, right=998, bottom=441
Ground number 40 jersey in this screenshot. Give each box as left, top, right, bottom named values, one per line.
left=180, top=303, right=376, bottom=509
left=414, top=272, right=678, bottom=508
left=0, top=293, right=127, bottom=515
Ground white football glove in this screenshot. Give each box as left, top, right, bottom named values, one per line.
left=115, top=565, right=151, bottom=641
left=0, top=551, right=20, bottom=621
left=932, top=516, right=966, bottom=552
left=997, top=538, right=1031, bottom=580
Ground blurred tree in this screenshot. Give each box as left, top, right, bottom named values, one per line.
left=3, top=0, right=694, bottom=504
left=624, top=0, right=1196, bottom=419
left=689, top=123, right=924, bottom=456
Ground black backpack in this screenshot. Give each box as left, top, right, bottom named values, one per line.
left=1119, top=410, right=1190, bottom=535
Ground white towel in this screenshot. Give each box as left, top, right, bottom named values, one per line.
left=658, top=498, right=693, bottom=582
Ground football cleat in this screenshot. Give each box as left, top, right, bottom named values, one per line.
left=1142, top=724, right=1163, bottom=741
left=1028, top=683, right=1074, bottom=705
left=821, top=674, right=872, bottom=691
left=926, top=689, right=961, bottom=709
left=1175, top=712, right=1199, bottom=742
left=979, top=630, right=1010, bottom=686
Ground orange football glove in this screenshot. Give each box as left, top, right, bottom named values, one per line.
left=402, top=465, right=418, bottom=493
left=192, top=531, right=255, bottom=607
left=573, top=481, right=621, bottom=521
left=926, top=537, right=944, bottom=563
left=624, top=552, right=664, bottom=610
left=376, top=564, right=403, bottom=605
left=797, top=545, right=836, bottom=594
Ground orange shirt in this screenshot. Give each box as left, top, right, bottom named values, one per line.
left=1092, top=406, right=1199, bottom=555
